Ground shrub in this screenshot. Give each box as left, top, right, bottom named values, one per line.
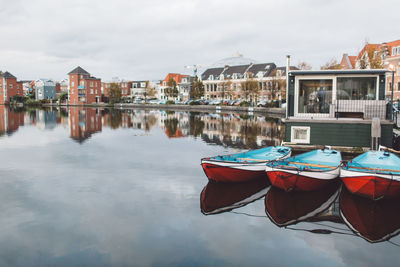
left=165, top=100, right=175, bottom=105
left=240, top=101, right=251, bottom=107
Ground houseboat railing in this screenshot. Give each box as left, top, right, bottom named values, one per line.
left=333, top=99, right=390, bottom=120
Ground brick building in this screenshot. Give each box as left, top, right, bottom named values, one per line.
left=0, top=71, right=23, bottom=104
left=340, top=40, right=400, bottom=100
left=68, top=66, right=101, bottom=105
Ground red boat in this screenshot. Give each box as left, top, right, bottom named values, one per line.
left=341, top=150, right=400, bottom=200
left=201, top=146, right=291, bottom=183
left=265, top=148, right=342, bottom=192
left=340, top=187, right=400, bottom=243
left=200, top=177, right=270, bottom=215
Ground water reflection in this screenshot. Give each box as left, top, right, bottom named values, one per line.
left=265, top=182, right=341, bottom=227
left=201, top=176, right=400, bottom=246
left=200, top=178, right=270, bottom=215
left=340, top=187, right=400, bottom=243
left=0, top=106, right=285, bottom=148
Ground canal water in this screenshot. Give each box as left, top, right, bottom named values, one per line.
left=0, top=106, right=399, bottom=266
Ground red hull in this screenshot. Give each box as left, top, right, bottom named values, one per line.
left=201, top=163, right=267, bottom=182
left=342, top=176, right=400, bottom=200
left=267, top=171, right=333, bottom=192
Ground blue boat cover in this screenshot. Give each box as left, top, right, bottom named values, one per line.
left=267, top=149, right=342, bottom=171
left=208, top=146, right=291, bottom=163
left=344, top=151, right=400, bottom=175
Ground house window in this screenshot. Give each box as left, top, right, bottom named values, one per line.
left=90, top=82, right=94, bottom=87
left=141, top=82, right=146, bottom=87
left=291, top=126, right=310, bottom=144
left=298, top=79, right=332, bottom=114
left=9, top=84, right=13, bottom=88
left=90, top=89, right=94, bottom=94
left=337, top=77, right=377, bottom=100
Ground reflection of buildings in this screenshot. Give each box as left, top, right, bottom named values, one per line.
left=201, top=114, right=284, bottom=148
left=0, top=106, right=24, bottom=135
left=36, top=109, right=57, bottom=130
left=69, top=107, right=102, bottom=143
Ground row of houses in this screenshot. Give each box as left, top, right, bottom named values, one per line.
left=0, top=70, right=68, bottom=104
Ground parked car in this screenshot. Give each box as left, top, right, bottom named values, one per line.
left=149, top=99, right=160, bottom=104
left=257, top=100, right=267, bottom=107
left=134, top=98, right=145, bottom=104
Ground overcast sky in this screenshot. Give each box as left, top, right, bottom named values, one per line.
left=0, top=0, right=398, bottom=81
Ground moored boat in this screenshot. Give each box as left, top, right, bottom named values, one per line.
left=201, top=146, right=291, bottom=183
left=340, top=149, right=400, bottom=200
left=265, top=147, right=342, bottom=191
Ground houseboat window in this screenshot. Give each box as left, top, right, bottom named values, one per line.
left=337, top=77, right=376, bottom=100
left=298, top=79, right=332, bottom=114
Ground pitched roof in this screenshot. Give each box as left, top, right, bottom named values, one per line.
left=68, top=66, right=90, bottom=75
left=163, top=73, right=189, bottom=84
left=382, top=39, right=400, bottom=57
left=223, top=64, right=250, bottom=78
left=201, top=67, right=224, bottom=80
left=0, top=71, right=16, bottom=79
left=270, top=66, right=299, bottom=76
left=247, top=63, right=276, bottom=77
left=357, top=44, right=379, bottom=59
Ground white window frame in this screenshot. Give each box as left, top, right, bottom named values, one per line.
left=291, top=126, right=310, bottom=144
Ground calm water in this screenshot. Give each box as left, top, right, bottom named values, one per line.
left=0, top=106, right=399, bottom=266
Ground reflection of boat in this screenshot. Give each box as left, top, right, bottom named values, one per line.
left=340, top=187, right=400, bottom=243
left=200, top=177, right=270, bottom=215
left=341, top=150, right=400, bottom=200
left=265, top=181, right=340, bottom=227
left=201, top=146, right=291, bottom=182
left=265, top=148, right=341, bottom=191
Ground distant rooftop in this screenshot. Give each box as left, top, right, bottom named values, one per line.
left=0, top=71, right=16, bottom=79
left=68, top=66, right=90, bottom=75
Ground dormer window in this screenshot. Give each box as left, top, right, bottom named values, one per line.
left=392, top=46, right=400, bottom=56
left=257, top=72, right=264, bottom=78
left=209, top=75, right=214, bottom=81
left=232, top=73, right=238, bottom=79
left=219, top=74, right=224, bottom=80
left=182, top=78, right=187, bottom=83
left=276, top=70, right=282, bottom=76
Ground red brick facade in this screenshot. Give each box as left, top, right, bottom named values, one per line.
left=0, top=72, right=23, bottom=104
left=68, top=67, right=102, bottom=105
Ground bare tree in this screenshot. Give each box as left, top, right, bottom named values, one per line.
left=321, top=58, right=342, bottom=70
left=240, top=72, right=259, bottom=104
left=297, top=61, right=312, bottom=70
left=219, top=78, right=232, bottom=100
